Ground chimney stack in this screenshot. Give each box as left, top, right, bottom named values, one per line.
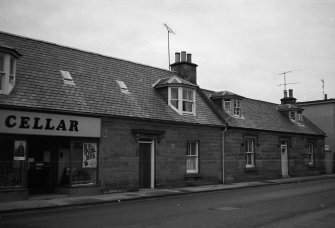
left=281, top=89, right=297, bottom=105
left=325, top=94, right=328, bottom=100
left=289, top=89, right=293, bottom=98
left=175, top=52, right=180, bottom=63
left=170, top=51, right=198, bottom=85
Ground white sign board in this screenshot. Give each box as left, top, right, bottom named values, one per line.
left=0, top=109, right=101, bottom=137
left=83, top=143, right=97, bottom=168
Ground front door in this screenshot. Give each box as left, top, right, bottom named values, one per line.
left=281, top=141, right=289, bottom=178
left=139, top=141, right=154, bottom=189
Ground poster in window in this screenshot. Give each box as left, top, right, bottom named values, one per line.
left=14, top=140, right=26, bottom=160
left=83, top=143, right=97, bottom=168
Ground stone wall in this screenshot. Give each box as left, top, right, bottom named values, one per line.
left=99, top=117, right=223, bottom=191
left=224, top=129, right=325, bottom=183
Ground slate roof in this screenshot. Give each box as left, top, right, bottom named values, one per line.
left=0, top=31, right=223, bottom=127
left=153, top=76, right=197, bottom=88
left=203, top=89, right=325, bottom=136
left=210, top=90, right=244, bottom=99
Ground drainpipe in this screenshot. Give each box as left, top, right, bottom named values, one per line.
left=222, top=126, right=228, bottom=184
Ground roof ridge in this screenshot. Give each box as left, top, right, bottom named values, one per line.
left=0, top=30, right=172, bottom=74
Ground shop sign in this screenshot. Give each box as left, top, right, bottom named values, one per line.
left=83, top=143, right=97, bottom=168
left=0, top=109, right=101, bottom=137
left=14, top=140, right=26, bottom=160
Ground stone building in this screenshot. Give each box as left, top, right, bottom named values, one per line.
left=0, top=31, right=326, bottom=201
left=204, top=89, right=326, bottom=183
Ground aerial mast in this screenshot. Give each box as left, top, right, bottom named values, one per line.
left=276, top=70, right=300, bottom=90
left=321, top=79, right=325, bottom=98
left=163, top=23, right=175, bottom=70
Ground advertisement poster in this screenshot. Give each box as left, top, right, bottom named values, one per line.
left=14, top=140, right=26, bottom=160
left=83, top=143, right=97, bottom=168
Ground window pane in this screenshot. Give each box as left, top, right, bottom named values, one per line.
left=224, top=101, right=230, bottom=110
left=183, top=101, right=193, bottom=112
left=171, top=100, right=178, bottom=109
left=186, top=157, right=197, bottom=171
left=191, top=141, right=197, bottom=155
left=10, top=58, right=15, bottom=75
left=188, top=90, right=193, bottom=100
left=0, top=55, right=4, bottom=72
left=70, top=142, right=97, bottom=186
left=171, top=88, right=178, bottom=99
left=0, top=139, right=24, bottom=188
left=183, top=89, right=187, bottom=99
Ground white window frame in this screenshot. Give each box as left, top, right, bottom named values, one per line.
left=168, top=87, right=196, bottom=115
left=233, top=100, right=241, bottom=117
left=308, top=143, right=314, bottom=166
left=0, top=53, right=17, bottom=94
left=245, top=138, right=255, bottom=168
left=224, top=100, right=231, bottom=111
left=186, top=141, right=199, bottom=174
left=0, top=54, right=4, bottom=91
left=290, top=111, right=296, bottom=121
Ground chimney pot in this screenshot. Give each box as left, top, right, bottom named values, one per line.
left=187, top=53, right=192, bottom=63
left=175, top=52, right=180, bottom=63
left=325, top=94, right=328, bottom=100
left=181, top=51, right=186, bottom=62
left=289, top=89, right=293, bottom=98
left=284, top=90, right=288, bottom=98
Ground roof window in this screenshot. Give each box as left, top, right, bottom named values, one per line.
left=116, top=80, right=130, bottom=94
left=60, top=70, right=75, bottom=85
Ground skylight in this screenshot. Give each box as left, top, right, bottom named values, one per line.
left=116, top=80, right=130, bottom=94
left=60, top=70, right=75, bottom=85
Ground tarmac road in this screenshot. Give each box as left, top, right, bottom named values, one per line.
left=1, top=178, right=335, bottom=228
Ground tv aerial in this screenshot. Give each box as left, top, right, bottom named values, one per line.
left=276, top=69, right=301, bottom=90
left=163, top=23, right=175, bottom=70
left=321, top=79, right=325, bottom=97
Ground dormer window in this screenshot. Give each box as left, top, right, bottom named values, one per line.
left=168, top=87, right=195, bottom=115
left=233, top=100, right=241, bottom=117
left=224, top=100, right=231, bottom=110
left=210, top=91, right=244, bottom=119
left=0, top=44, right=21, bottom=95
left=290, top=111, right=296, bottom=121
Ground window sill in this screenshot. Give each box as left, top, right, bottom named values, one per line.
left=244, top=167, right=257, bottom=172
left=185, top=173, right=201, bottom=178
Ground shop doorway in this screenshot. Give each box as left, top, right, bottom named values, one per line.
left=139, top=140, right=154, bottom=189
left=27, top=137, right=69, bottom=194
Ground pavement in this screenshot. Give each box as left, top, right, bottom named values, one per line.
left=1, top=174, right=335, bottom=214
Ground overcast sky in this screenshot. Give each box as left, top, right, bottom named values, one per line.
left=1, top=0, right=334, bottom=103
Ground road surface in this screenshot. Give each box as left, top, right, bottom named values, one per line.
left=1, top=178, right=335, bottom=227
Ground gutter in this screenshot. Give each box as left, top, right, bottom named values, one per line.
left=222, top=126, right=228, bottom=184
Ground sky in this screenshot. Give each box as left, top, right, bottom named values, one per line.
left=0, top=0, right=334, bottom=103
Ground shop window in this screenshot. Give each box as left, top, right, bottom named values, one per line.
left=308, top=143, right=314, bottom=166
left=186, top=141, right=199, bottom=173
left=60, top=141, right=98, bottom=186
left=0, top=139, right=24, bottom=188
left=245, top=138, right=255, bottom=168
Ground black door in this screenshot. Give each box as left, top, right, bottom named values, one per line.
left=27, top=137, right=59, bottom=194
left=139, top=143, right=151, bottom=188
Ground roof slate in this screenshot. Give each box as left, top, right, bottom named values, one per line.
left=203, top=90, right=324, bottom=136
left=0, top=31, right=223, bottom=127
